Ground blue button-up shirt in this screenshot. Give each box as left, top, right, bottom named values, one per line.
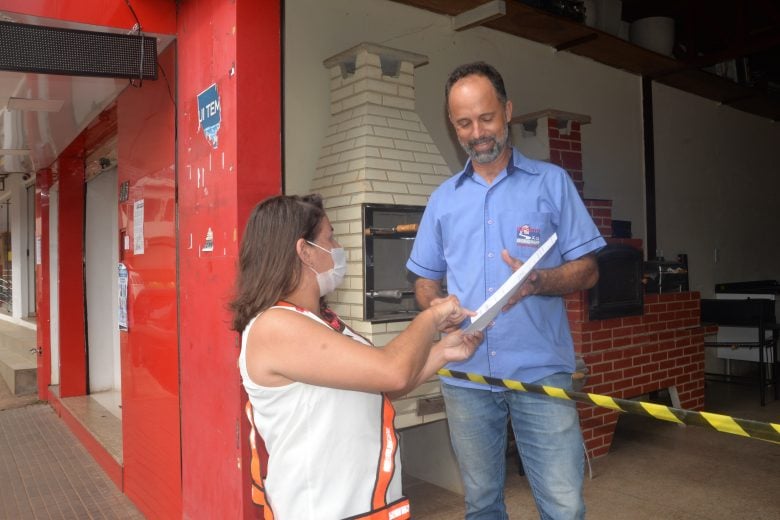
left=407, top=149, right=606, bottom=388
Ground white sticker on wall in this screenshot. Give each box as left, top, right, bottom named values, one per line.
left=133, top=199, right=145, bottom=255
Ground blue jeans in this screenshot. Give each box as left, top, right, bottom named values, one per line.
left=441, top=373, right=585, bottom=520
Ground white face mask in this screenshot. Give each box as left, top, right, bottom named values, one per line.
left=306, top=241, right=347, bottom=296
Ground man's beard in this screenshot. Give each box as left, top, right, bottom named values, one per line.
left=461, top=124, right=510, bottom=164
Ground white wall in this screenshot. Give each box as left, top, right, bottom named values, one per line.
left=284, top=0, right=644, bottom=234
left=284, top=0, right=779, bottom=296
left=652, top=83, right=780, bottom=295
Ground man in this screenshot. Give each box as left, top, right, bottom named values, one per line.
left=406, top=62, right=605, bottom=519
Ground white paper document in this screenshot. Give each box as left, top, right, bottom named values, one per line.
left=464, top=233, right=558, bottom=333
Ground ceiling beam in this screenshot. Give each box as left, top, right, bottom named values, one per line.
left=649, top=30, right=780, bottom=80
left=452, top=0, right=505, bottom=31
left=555, top=33, right=599, bottom=52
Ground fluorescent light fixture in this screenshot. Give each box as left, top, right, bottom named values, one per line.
left=7, top=97, right=64, bottom=112
left=452, top=0, right=506, bottom=31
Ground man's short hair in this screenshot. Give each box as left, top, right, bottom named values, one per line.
left=445, top=61, right=508, bottom=106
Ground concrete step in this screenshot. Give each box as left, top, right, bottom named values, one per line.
left=0, top=322, right=38, bottom=396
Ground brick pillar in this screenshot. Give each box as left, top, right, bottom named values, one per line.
left=511, top=109, right=590, bottom=197
left=584, top=198, right=613, bottom=237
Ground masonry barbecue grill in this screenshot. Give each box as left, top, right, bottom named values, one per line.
left=363, top=203, right=423, bottom=322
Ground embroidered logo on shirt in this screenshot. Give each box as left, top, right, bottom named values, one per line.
left=516, top=224, right=541, bottom=247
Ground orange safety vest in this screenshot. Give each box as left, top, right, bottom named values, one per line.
left=245, top=401, right=275, bottom=520
left=246, top=400, right=410, bottom=520
left=244, top=302, right=411, bottom=520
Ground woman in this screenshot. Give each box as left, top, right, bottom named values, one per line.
left=231, top=194, right=481, bottom=520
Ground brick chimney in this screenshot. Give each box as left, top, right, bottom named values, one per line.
left=511, top=109, right=612, bottom=237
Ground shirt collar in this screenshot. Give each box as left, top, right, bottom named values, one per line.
left=455, top=148, right=535, bottom=188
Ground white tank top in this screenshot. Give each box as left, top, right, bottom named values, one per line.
left=239, top=303, right=409, bottom=520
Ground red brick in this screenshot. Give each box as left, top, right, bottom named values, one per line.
left=590, top=445, right=611, bottom=459
left=612, top=336, right=634, bottom=348
left=651, top=352, right=669, bottom=362
left=583, top=352, right=602, bottom=364
left=642, top=344, right=660, bottom=354
left=621, top=316, right=644, bottom=326
left=593, top=424, right=616, bottom=437
left=550, top=138, right=571, bottom=150
left=582, top=321, right=604, bottom=331
left=642, top=313, right=660, bottom=324
left=647, top=303, right=667, bottom=314
left=641, top=383, right=661, bottom=395
left=586, top=373, right=603, bottom=385
left=622, top=367, right=642, bottom=378
left=674, top=373, right=692, bottom=384
left=631, top=374, right=651, bottom=386
left=581, top=416, right=605, bottom=429
left=561, top=151, right=583, bottom=171
left=641, top=363, right=660, bottom=374
left=610, top=326, right=634, bottom=338
left=623, top=346, right=643, bottom=358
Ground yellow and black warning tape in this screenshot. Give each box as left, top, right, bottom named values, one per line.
left=437, top=369, right=780, bottom=445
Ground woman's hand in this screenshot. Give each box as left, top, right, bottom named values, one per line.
left=438, top=329, right=483, bottom=362
left=429, top=295, right=475, bottom=333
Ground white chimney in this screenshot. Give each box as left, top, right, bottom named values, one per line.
left=312, top=42, right=451, bottom=346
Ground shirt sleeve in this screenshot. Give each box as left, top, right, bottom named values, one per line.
left=406, top=192, right=447, bottom=280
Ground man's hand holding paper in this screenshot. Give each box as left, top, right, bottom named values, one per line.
left=463, top=234, right=558, bottom=334
left=500, top=250, right=542, bottom=311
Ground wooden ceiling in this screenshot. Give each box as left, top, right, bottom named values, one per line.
left=388, top=0, right=780, bottom=120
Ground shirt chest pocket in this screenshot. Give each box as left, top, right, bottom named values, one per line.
left=501, top=211, right=553, bottom=262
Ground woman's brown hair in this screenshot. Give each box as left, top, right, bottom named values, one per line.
left=230, top=194, right=325, bottom=332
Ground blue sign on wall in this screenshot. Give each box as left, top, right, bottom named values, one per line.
left=197, top=83, right=221, bottom=149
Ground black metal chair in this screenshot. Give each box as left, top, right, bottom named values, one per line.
left=701, top=298, right=779, bottom=405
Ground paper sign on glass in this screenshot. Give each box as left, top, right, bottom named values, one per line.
left=464, top=233, right=558, bottom=334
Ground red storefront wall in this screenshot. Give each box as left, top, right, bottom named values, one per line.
left=21, top=0, right=282, bottom=517
left=176, top=0, right=281, bottom=518
left=116, top=44, right=181, bottom=518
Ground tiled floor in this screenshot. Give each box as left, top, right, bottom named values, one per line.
left=1, top=353, right=777, bottom=519
left=404, top=380, right=780, bottom=519
left=0, top=401, right=142, bottom=519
